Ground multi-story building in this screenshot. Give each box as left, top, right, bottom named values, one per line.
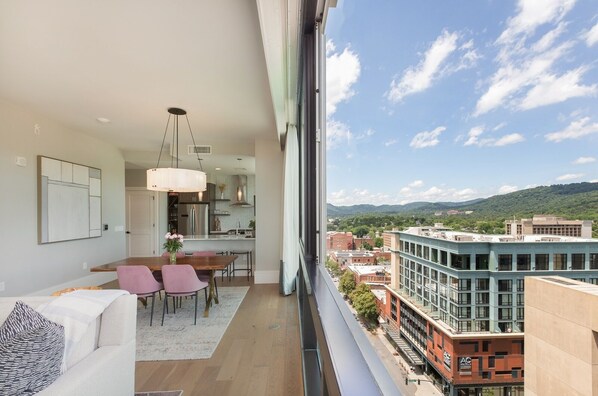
left=326, top=231, right=354, bottom=250
left=329, top=250, right=375, bottom=267
left=347, top=264, right=391, bottom=285
left=383, top=225, right=598, bottom=396
left=505, top=215, right=593, bottom=238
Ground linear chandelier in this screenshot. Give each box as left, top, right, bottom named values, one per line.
left=147, top=107, right=207, bottom=192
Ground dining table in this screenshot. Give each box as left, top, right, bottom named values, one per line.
left=90, top=255, right=237, bottom=317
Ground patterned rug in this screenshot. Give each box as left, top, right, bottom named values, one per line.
left=135, top=286, right=249, bottom=361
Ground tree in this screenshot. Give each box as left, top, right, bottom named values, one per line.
left=374, top=237, right=383, bottom=248
left=362, top=241, right=373, bottom=251
left=350, top=283, right=379, bottom=323
left=325, top=258, right=342, bottom=278
left=353, top=225, right=370, bottom=238
left=338, top=270, right=356, bottom=297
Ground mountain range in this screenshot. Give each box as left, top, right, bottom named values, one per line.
left=327, top=182, right=598, bottom=219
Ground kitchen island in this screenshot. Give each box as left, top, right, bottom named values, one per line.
left=182, top=234, right=255, bottom=254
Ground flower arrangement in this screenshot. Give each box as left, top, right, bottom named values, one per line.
left=163, top=232, right=184, bottom=253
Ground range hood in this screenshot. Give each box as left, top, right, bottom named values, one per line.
left=231, top=175, right=251, bottom=206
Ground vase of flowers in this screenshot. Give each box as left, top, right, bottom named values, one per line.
left=163, top=232, right=184, bottom=264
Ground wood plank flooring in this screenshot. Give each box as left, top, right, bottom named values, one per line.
left=104, top=276, right=303, bottom=396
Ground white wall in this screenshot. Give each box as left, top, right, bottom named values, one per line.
left=254, top=139, right=283, bottom=284
left=0, top=99, right=126, bottom=296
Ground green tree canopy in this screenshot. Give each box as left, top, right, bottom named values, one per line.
left=353, top=225, right=370, bottom=238
left=325, top=258, right=342, bottom=278
left=338, top=270, right=356, bottom=296
left=350, top=284, right=379, bottom=322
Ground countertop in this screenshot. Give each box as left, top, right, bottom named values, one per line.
left=183, top=235, right=255, bottom=241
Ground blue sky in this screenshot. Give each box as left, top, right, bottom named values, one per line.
left=325, top=0, right=598, bottom=206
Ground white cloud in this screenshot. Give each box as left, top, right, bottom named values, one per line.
left=519, top=67, right=597, bottom=110
left=545, top=117, right=598, bottom=142
left=326, top=119, right=353, bottom=149
left=409, top=180, right=424, bottom=188
left=498, top=185, right=519, bottom=194
left=355, top=128, right=375, bottom=140
left=410, top=126, right=446, bottom=149
left=384, top=139, right=397, bottom=147
left=583, top=21, right=598, bottom=47
left=493, top=122, right=507, bottom=131
left=573, top=156, right=596, bottom=164
left=556, top=173, right=584, bottom=181
left=497, top=0, right=576, bottom=45
left=327, top=188, right=393, bottom=206
left=494, top=133, right=525, bottom=146
left=387, top=31, right=460, bottom=102
left=326, top=40, right=361, bottom=116
left=531, top=22, right=568, bottom=53
left=464, top=126, right=485, bottom=146
left=463, top=126, right=525, bottom=147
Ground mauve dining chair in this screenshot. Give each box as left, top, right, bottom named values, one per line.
left=116, top=265, right=163, bottom=326
left=192, top=251, right=219, bottom=298
left=161, top=264, right=209, bottom=326
left=153, top=251, right=187, bottom=283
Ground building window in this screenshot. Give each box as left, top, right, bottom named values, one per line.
left=482, top=340, right=490, bottom=352
left=458, top=279, right=471, bottom=291
left=423, top=246, right=429, bottom=260
left=517, top=307, right=524, bottom=320
left=498, top=279, right=512, bottom=292
left=488, top=356, right=495, bottom=368
left=517, top=293, right=524, bottom=306
left=571, top=253, right=585, bottom=270
left=431, top=248, right=438, bottom=263
left=535, top=254, right=549, bottom=271
left=475, top=278, right=490, bottom=290
left=554, top=253, right=567, bottom=270
left=482, top=372, right=491, bottom=379
left=440, top=250, right=448, bottom=266
left=499, top=308, right=512, bottom=320
left=451, top=254, right=471, bottom=270
left=457, top=307, right=471, bottom=319
left=475, top=321, right=489, bottom=332
left=476, top=292, right=489, bottom=305
left=498, top=294, right=512, bottom=306
left=590, top=278, right=598, bottom=285
left=458, top=293, right=471, bottom=305
left=516, top=254, right=531, bottom=271
left=476, top=254, right=489, bottom=270
left=431, top=269, right=438, bottom=280
left=498, top=322, right=512, bottom=332
left=498, top=254, right=512, bottom=271
left=590, top=253, right=598, bottom=270
left=417, top=244, right=422, bottom=257
left=476, top=306, right=489, bottom=318
left=517, top=278, right=524, bottom=292
left=458, top=321, right=472, bottom=331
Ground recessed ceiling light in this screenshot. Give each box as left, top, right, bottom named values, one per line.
left=96, top=117, right=110, bottom=124
left=215, top=167, right=221, bottom=171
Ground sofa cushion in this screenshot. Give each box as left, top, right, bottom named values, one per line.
left=0, top=301, right=65, bottom=395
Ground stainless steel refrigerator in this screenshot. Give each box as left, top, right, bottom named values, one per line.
left=177, top=203, right=209, bottom=236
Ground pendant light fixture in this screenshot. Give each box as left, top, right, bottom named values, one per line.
left=146, top=107, right=207, bottom=192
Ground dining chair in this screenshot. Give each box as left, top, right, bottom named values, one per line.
left=154, top=251, right=187, bottom=283
left=116, top=265, right=163, bottom=326
left=161, top=264, right=209, bottom=325
left=192, top=251, right=219, bottom=298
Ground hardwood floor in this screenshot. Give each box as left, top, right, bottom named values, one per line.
left=105, top=276, right=303, bottom=396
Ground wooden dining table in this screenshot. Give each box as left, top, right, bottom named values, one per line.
left=90, top=255, right=237, bottom=317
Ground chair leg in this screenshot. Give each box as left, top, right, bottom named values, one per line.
left=172, top=296, right=177, bottom=314
left=161, top=294, right=168, bottom=326
left=194, top=291, right=198, bottom=325
left=214, top=277, right=219, bottom=298
left=150, top=292, right=156, bottom=326
left=204, top=288, right=208, bottom=304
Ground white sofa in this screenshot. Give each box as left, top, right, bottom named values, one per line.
left=0, top=294, right=137, bottom=396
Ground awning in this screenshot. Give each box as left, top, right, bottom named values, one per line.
left=384, top=325, right=425, bottom=366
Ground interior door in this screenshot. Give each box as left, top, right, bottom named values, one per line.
left=126, top=189, right=156, bottom=257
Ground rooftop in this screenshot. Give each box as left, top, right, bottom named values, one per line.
left=399, top=227, right=597, bottom=243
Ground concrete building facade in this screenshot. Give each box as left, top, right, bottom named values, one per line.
left=384, top=226, right=598, bottom=396
left=525, top=276, right=598, bottom=396
left=505, top=215, right=593, bottom=238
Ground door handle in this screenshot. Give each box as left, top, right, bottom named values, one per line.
left=126, top=231, right=131, bottom=234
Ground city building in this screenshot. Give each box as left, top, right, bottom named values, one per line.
left=384, top=225, right=598, bottom=396
left=524, top=276, right=598, bottom=396
left=505, top=215, right=593, bottom=238
left=329, top=251, right=376, bottom=267
left=326, top=231, right=355, bottom=250
left=347, top=265, right=391, bottom=285
left=354, top=236, right=375, bottom=250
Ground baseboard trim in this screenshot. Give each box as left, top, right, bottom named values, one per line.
left=254, top=270, right=279, bottom=284
left=27, top=273, right=118, bottom=296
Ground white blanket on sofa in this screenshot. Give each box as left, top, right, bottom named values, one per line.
left=37, top=289, right=129, bottom=373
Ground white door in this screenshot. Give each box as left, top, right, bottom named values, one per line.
left=126, top=190, right=156, bottom=257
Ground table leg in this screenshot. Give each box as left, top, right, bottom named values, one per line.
left=204, top=269, right=220, bottom=317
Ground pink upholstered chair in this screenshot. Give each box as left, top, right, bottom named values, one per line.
left=192, top=251, right=219, bottom=298
left=154, top=252, right=187, bottom=283
left=116, top=265, right=163, bottom=326
left=161, top=264, right=209, bottom=325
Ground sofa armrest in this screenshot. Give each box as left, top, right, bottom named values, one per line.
left=98, top=294, right=137, bottom=347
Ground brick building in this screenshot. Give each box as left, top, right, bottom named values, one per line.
left=326, top=231, right=354, bottom=250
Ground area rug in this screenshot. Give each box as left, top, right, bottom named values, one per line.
left=135, top=391, right=183, bottom=396
left=135, top=286, right=249, bottom=361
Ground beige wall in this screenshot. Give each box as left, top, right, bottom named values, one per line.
left=525, top=276, right=598, bottom=396
left=254, top=138, right=283, bottom=283
left=0, top=99, right=126, bottom=296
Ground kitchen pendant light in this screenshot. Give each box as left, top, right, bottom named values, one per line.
left=147, top=108, right=207, bottom=192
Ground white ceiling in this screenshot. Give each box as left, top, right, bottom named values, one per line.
left=0, top=0, right=281, bottom=175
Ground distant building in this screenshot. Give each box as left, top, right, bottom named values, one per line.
left=329, top=251, right=375, bottom=267
left=373, top=250, right=391, bottom=263
left=505, top=214, right=593, bottom=238
left=383, top=231, right=393, bottom=250
left=326, top=231, right=354, bottom=250
left=354, top=236, right=374, bottom=250
left=347, top=264, right=391, bottom=285
left=383, top=226, right=598, bottom=396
